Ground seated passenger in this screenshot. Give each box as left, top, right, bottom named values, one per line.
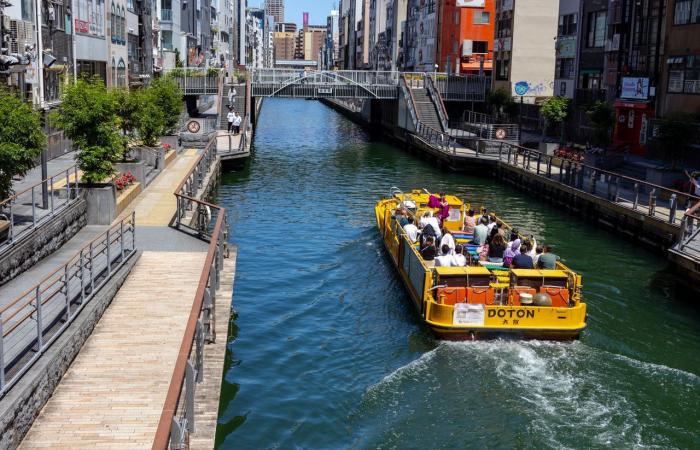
left=487, top=215, right=497, bottom=233
left=488, top=233, right=507, bottom=263
left=420, top=236, right=437, bottom=261
left=399, top=208, right=409, bottom=227
left=507, top=228, right=520, bottom=246
left=452, top=244, right=467, bottom=267
left=511, top=242, right=534, bottom=269
left=472, top=217, right=489, bottom=245
left=502, top=239, right=521, bottom=267
left=404, top=216, right=419, bottom=243
left=434, top=245, right=453, bottom=267
left=533, top=246, right=544, bottom=267
left=420, top=211, right=442, bottom=239
left=537, top=245, right=561, bottom=269
left=463, top=209, right=476, bottom=234
left=439, top=230, right=456, bottom=255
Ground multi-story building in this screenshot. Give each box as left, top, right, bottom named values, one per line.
left=385, top=0, right=407, bottom=70
left=658, top=0, right=700, bottom=117
left=554, top=0, right=580, bottom=98
left=126, top=0, right=153, bottom=87
left=210, top=0, right=235, bottom=69
left=402, top=0, right=437, bottom=71
left=107, top=0, right=129, bottom=87
left=273, top=31, right=296, bottom=60
left=369, top=0, right=388, bottom=69
left=456, top=0, right=496, bottom=76
left=575, top=0, right=607, bottom=104
left=74, top=0, right=108, bottom=81
left=493, top=0, right=558, bottom=102
left=354, top=0, right=371, bottom=68
left=274, top=22, right=296, bottom=32
left=246, top=7, right=272, bottom=68
left=321, top=10, right=339, bottom=69
left=264, top=0, right=284, bottom=24
left=338, top=0, right=352, bottom=68
left=304, top=25, right=326, bottom=62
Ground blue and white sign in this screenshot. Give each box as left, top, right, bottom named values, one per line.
left=514, top=81, right=529, bottom=96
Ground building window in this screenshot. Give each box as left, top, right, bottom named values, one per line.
left=474, top=11, right=490, bottom=24
left=667, top=55, right=700, bottom=94
left=496, top=57, right=509, bottom=80
left=473, top=41, right=488, bottom=54
left=557, top=58, right=575, bottom=79
left=586, top=11, right=606, bottom=47
left=558, top=13, right=577, bottom=35
left=674, top=0, right=700, bottom=25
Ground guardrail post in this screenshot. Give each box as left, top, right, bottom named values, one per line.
left=669, top=194, right=678, bottom=224
left=0, top=314, right=5, bottom=392
left=679, top=216, right=688, bottom=250
left=648, top=188, right=656, bottom=217
left=35, top=286, right=43, bottom=351
left=613, top=177, right=620, bottom=202
left=75, top=165, right=80, bottom=199
left=79, top=250, right=85, bottom=304
left=536, top=154, right=541, bottom=174
left=106, top=229, right=112, bottom=276
left=120, top=220, right=125, bottom=261
left=633, top=183, right=640, bottom=210
left=89, top=242, right=95, bottom=293
left=546, top=157, right=552, bottom=177
left=32, top=188, right=36, bottom=227
left=590, top=169, right=597, bottom=194
left=49, top=176, right=55, bottom=214
left=559, top=159, right=564, bottom=182
left=186, top=360, right=196, bottom=433
left=132, top=211, right=136, bottom=250
left=64, top=265, right=71, bottom=320
left=170, top=417, right=183, bottom=449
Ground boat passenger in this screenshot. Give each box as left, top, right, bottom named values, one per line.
left=487, top=215, right=497, bottom=233
left=537, top=245, right=561, bottom=269
left=428, top=193, right=441, bottom=208
left=420, top=236, right=437, bottom=262
left=437, top=195, right=450, bottom=223
left=434, top=245, right=453, bottom=267
left=398, top=208, right=410, bottom=227
left=511, top=242, right=534, bottom=269
left=419, top=211, right=442, bottom=239
left=452, top=244, right=467, bottom=267
left=472, top=217, right=489, bottom=245
left=439, top=230, right=456, bottom=255
left=463, top=209, right=476, bottom=234
left=502, top=239, right=521, bottom=267
left=488, top=233, right=507, bottom=263
left=508, top=228, right=520, bottom=245
left=404, top=216, right=419, bottom=243
left=533, top=246, right=544, bottom=267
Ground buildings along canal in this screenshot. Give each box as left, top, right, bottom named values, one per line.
left=215, top=99, right=700, bottom=449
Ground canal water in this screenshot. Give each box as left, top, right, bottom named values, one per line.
left=215, top=99, right=700, bottom=449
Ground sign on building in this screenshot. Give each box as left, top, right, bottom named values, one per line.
left=620, top=77, right=650, bottom=100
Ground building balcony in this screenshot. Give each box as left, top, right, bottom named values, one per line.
left=160, top=9, right=172, bottom=22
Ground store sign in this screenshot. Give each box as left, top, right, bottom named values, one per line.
left=457, top=0, right=486, bottom=7
left=621, top=77, right=649, bottom=100
left=640, top=114, right=648, bottom=144
left=556, top=37, right=577, bottom=59
left=74, top=19, right=89, bottom=34
left=628, top=110, right=635, bottom=129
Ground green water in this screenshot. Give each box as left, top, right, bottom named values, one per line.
left=214, top=99, right=700, bottom=449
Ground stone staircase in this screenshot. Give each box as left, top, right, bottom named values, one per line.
left=411, top=87, right=444, bottom=132
left=219, top=85, right=246, bottom=131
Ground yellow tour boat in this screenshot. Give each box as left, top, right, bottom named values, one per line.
left=375, top=188, right=587, bottom=340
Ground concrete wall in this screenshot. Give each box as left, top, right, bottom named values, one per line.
left=0, top=198, right=87, bottom=286
left=85, top=186, right=117, bottom=226
left=0, top=251, right=140, bottom=450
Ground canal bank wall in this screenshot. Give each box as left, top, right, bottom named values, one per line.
left=321, top=98, right=687, bottom=263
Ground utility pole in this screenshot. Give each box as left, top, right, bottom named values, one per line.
left=34, top=0, right=48, bottom=208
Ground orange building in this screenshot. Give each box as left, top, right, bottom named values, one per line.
left=437, top=0, right=495, bottom=74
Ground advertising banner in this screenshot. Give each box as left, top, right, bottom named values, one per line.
left=457, top=0, right=486, bottom=6
left=621, top=77, right=649, bottom=100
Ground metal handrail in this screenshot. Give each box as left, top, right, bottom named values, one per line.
left=0, top=165, right=81, bottom=249
left=0, top=212, right=136, bottom=396
left=399, top=75, right=418, bottom=128
left=677, top=202, right=700, bottom=251
left=174, top=139, right=218, bottom=227
left=153, top=134, right=229, bottom=449
left=426, top=74, right=449, bottom=131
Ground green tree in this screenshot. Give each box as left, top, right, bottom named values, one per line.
left=540, top=96, right=570, bottom=143
left=135, top=93, right=166, bottom=147
left=486, top=88, right=514, bottom=121
left=174, top=48, right=183, bottom=68
left=586, top=100, right=615, bottom=147
left=0, top=90, right=47, bottom=199
left=148, top=77, right=183, bottom=134
left=54, top=77, right=121, bottom=184
left=112, top=88, right=143, bottom=160
left=658, top=112, right=698, bottom=168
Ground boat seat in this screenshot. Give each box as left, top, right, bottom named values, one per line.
left=436, top=287, right=467, bottom=305
left=508, top=286, right=536, bottom=306
left=466, top=286, right=495, bottom=305
left=540, top=285, right=570, bottom=307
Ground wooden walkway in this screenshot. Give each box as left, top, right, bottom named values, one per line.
left=18, top=149, right=235, bottom=448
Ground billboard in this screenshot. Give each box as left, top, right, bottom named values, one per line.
left=303, top=12, right=309, bottom=27
left=457, top=0, right=486, bottom=6
left=621, top=77, right=649, bottom=100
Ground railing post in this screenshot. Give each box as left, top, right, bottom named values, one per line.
left=0, top=314, right=5, bottom=392
left=559, top=159, right=564, bottom=182
left=8, top=201, right=14, bottom=244
left=679, top=216, right=688, bottom=250
left=547, top=156, right=552, bottom=177
left=648, top=188, right=656, bottom=217
left=64, top=265, right=71, bottom=320
left=106, top=229, right=112, bottom=276
left=669, top=194, right=677, bottom=224
left=633, top=183, right=640, bottom=210
left=170, top=417, right=183, bottom=449
left=89, top=241, right=95, bottom=293
left=79, top=249, right=85, bottom=304
left=120, top=220, right=125, bottom=261
left=186, top=360, right=196, bottom=433
left=536, top=153, right=541, bottom=174
left=50, top=176, right=55, bottom=214
left=31, top=188, right=36, bottom=227
left=590, top=169, right=597, bottom=194
left=75, top=165, right=80, bottom=199
left=35, top=286, right=43, bottom=351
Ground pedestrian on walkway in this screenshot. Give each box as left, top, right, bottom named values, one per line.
left=227, top=107, right=235, bottom=133
left=228, top=86, right=236, bottom=107
left=233, top=112, right=242, bottom=135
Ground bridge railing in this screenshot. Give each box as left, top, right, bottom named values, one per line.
left=0, top=212, right=136, bottom=397
left=416, top=122, right=459, bottom=155
left=250, top=69, right=400, bottom=86
left=677, top=202, right=700, bottom=255
left=431, top=73, right=488, bottom=102
left=399, top=76, right=418, bottom=128
left=426, top=74, right=449, bottom=131
left=0, top=165, right=81, bottom=253
left=164, top=68, right=222, bottom=94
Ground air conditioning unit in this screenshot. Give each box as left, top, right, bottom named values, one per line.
left=10, top=20, right=36, bottom=55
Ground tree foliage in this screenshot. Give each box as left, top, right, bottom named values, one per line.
left=586, top=100, right=615, bottom=146
left=486, top=88, right=514, bottom=119
left=148, top=77, right=183, bottom=134
left=541, top=96, right=570, bottom=126
left=54, top=77, right=121, bottom=183
left=0, top=89, right=46, bottom=199
left=135, top=92, right=166, bottom=147
left=112, top=87, right=142, bottom=160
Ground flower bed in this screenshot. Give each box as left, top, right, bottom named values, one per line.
left=114, top=171, right=136, bottom=191
left=553, top=147, right=584, bottom=163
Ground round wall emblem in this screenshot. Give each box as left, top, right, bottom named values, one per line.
left=495, top=128, right=507, bottom=139
left=187, top=120, right=201, bottom=133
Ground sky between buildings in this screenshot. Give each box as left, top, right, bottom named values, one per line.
left=254, top=0, right=338, bottom=27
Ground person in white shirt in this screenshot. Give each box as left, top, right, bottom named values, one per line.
left=451, top=244, right=467, bottom=267
left=233, top=112, right=242, bottom=134
left=226, top=108, right=235, bottom=133
left=228, top=86, right=236, bottom=106
left=434, top=245, right=453, bottom=267
left=419, top=211, right=442, bottom=239
left=403, top=216, right=419, bottom=243
left=439, top=231, right=455, bottom=255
